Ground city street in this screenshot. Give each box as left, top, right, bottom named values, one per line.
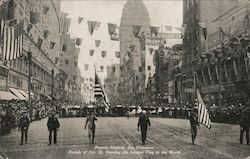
left=0, top=117, right=250, bottom=159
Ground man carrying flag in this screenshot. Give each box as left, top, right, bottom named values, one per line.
left=189, top=101, right=199, bottom=145
left=189, top=90, right=212, bottom=145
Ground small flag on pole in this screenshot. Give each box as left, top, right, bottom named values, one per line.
left=197, top=89, right=211, bottom=129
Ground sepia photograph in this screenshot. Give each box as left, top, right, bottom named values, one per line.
left=0, top=0, right=250, bottom=158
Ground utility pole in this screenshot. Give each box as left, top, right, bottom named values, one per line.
left=28, top=52, right=32, bottom=101
left=51, top=69, right=54, bottom=100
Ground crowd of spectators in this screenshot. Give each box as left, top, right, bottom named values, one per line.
left=0, top=100, right=61, bottom=136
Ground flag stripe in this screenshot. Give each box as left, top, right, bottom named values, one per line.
left=197, top=89, right=211, bottom=129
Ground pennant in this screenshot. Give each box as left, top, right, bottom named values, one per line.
left=50, top=41, right=55, bottom=49
left=43, top=29, right=49, bottom=39
left=62, top=17, right=71, bottom=33
left=55, top=57, right=59, bottom=64
left=30, top=11, right=40, bottom=24
left=101, top=50, right=106, bottom=57
left=115, top=51, right=120, bottom=58
left=111, top=26, right=119, bottom=41
left=95, top=40, right=101, bottom=47
left=75, top=38, right=82, bottom=46
left=87, top=21, right=95, bottom=35
left=84, top=64, right=89, bottom=71
left=132, top=25, right=141, bottom=38
left=108, top=23, right=117, bottom=35
left=78, top=17, right=84, bottom=24
left=89, top=50, right=94, bottom=56
left=150, top=26, right=160, bottom=36
left=95, top=21, right=101, bottom=30
left=43, top=6, right=49, bottom=15
left=165, top=25, right=172, bottom=32
left=37, top=38, right=43, bottom=49
left=26, top=23, right=32, bottom=33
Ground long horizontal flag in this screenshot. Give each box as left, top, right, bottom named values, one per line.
left=2, top=20, right=23, bottom=61
left=197, top=89, right=211, bottom=129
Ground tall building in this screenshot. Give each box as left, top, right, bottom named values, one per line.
left=182, top=0, right=239, bottom=102
left=119, top=0, right=150, bottom=105
left=0, top=0, right=62, bottom=100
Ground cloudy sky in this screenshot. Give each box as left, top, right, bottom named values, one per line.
left=61, top=0, right=183, bottom=79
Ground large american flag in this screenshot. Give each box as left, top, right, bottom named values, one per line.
left=1, top=19, right=23, bottom=61
left=197, top=89, right=211, bottom=129
left=94, top=72, right=109, bottom=109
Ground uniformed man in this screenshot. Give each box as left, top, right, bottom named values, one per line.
left=18, top=112, right=30, bottom=145
left=240, top=110, right=249, bottom=145
left=47, top=110, right=60, bottom=145
left=137, top=110, right=151, bottom=145
left=189, top=106, right=199, bottom=145
left=85, top=111, right=97, bottom=144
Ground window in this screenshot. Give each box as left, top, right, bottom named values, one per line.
left=62, top=45, right=67, bottom=52
left=138, top=67, right=142, bottom=72
left=148, top=66, right=151, bottom=70
left=65, top=60, right=69, bottom=65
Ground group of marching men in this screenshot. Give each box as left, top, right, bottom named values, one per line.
left=15, top=100, right=250, bottom=146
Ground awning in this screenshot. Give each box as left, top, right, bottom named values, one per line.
left=9, top=88, right=26, bottom=100
left=0, top=91, right=19, bottom=100
left=18, top=89, right=29, bottom=99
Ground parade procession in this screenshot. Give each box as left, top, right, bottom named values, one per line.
left=1, top=0, right=250, bottom=158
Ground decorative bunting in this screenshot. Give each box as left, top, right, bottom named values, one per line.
left=101, top=51, right=106, bottom=58
left=89, top=50, right=94, bottom=56
left=150, top=26, right=160, bottom=36
left=95, top=40, right=101, bottom=47
left=50, top=41, right=55, bottom=49
left=75, top=38, right=82, bottom=46
left=139, top=32, right=146, bottom=50
left=95, top=21, right=101, bottom=30
left=111, top=26, right=119, bottom=41
left=30, top=11, right=40, bottom=24
left=115, top=51, right=120, bottom=58
left=78, top=17, right=84, bottom=24
left=88, top=21, right=98, bottom=35
left=108, top=23, right=117, bottom=35
left=37, top=37, right=43, bottom=49
left=100, top=66, right=104, bottom=71
left=26, top=23, right=32, bottom=33
left=43, top=29, right=49, bottom=39
left=165, top=25, right=172, bottom=32
left=132, top=25, right=141, bottom=38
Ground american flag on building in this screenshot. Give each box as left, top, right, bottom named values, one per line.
left=1, top=19, right=23, bottom=61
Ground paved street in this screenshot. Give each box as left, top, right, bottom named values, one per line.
left=0, top=117, right=250, bottom=159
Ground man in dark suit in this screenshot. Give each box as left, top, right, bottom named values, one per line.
left=47, top=110, right=60, bottom=145
left=137, top=110, right=151, bottom=145
left=240, top=110, right=250, bottom=145
left=85, top=111, right=97, bottom=144
left=189, top=106, right=199, bottom=145
left=19, top=112, right=30, bottom=145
